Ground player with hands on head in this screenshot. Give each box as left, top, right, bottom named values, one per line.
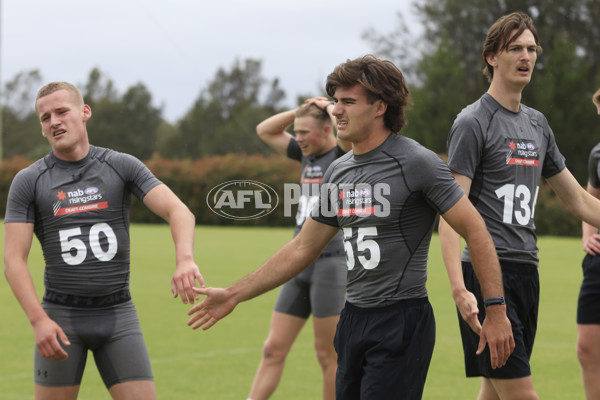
left=3, top=81, right=203, bottom=400
left=188, top=55, right=513, bottom=399
left=439, top=12, right=600, bottom=400
left=247, top=96, right=348, bottom=400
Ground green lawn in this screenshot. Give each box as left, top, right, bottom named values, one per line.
left=0, top=224, right=586, bottom=399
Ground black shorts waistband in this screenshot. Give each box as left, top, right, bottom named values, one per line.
left=500, top=261, right=538, bottom=275
left=344, top=297, right=429, bottom=315
left=464, top=261, right=537, bottom=276
left=43, top=289, right=131, bottom=308
left=318, top=249, right=346, bottom=259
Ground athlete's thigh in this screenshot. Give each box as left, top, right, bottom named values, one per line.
left=309, top=256, right=346, bottom=318
left=35, top=384, right=80, bottom=400
left=489, top=376, right=537, bottom=399
left=274, top=269, right=312, bottom=318
left=312, top=315, right=339, bottom=351
left=578, top=254, right=600, bottom=324
left=265, top=311, right=307, bottom=351
left=35, top=303, right=89, bottom=387
left=578, top=323, right=600, bottom=355
left=361, top=300, right=435, bottom=400
left=109, top=380, right=156, bottom=400
left=92, top=302, right=153, bottom=389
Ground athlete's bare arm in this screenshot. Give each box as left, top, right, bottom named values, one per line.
left=256, top=109, right=295, bottom=155
left=143, top=184, right=204, bottom=304
left=4, top=222, right=70, bottom=361
left=441, top=194, right=515, bottom=369
left=187, top=217, right=339, bottom=330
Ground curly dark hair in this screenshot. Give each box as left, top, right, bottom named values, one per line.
left=325, top=55, right=410, bottom=133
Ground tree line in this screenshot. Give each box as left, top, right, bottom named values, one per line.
left=365, top=0, right=600, bottom=183
left=2, top=0, right=599, bottom=186
left=1, top=59, right=289, bottom=162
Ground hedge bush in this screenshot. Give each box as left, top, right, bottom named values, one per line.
left=0, top=154, right=583, bottom=236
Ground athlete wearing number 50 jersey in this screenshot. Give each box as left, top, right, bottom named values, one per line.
left=7, top=146, right=161, bottom=298
left=4, top=82, right=202, bottom=400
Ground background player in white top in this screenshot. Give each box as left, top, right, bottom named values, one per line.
left=439, top=12, right=600, bottom=400
left=3, top=82, right=203, bottom=400
left=187, top=55, right=513, bottom=399
left=247, top=98, right=349, bottom=400
left=578, top=87, right=600, bottom=399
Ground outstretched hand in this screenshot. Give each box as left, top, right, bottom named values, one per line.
left=186, top=287, right=237, bottom=330
left=171, top=260, right=205, bottom=304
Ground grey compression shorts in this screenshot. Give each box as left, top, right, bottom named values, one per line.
left=274, top=255, right=346, bottom=318
left=34, top=300, right=153, bottom=388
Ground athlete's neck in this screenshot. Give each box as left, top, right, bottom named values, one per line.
left=487, top=81, right=524, bottom=112
left=53, top=142, right=91, bottom=162
left=352, top=130, right=392, bottom=155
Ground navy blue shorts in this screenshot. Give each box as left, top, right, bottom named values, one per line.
left=459, top=261, right=538, bottom=379
left=334, top=298, right=435, bottom=400
left=578, top=254, right=600, bottom=324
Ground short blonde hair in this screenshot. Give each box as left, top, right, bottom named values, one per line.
left=593, top=89, right=600, bottom=106
left=35, top=81, right=84, bottom=112
left=295, top=103, right=331, bottom=128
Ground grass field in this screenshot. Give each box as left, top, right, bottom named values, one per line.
left=0, top=224, right=587, bottom=399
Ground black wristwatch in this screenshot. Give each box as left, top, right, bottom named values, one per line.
left=483, top=296, right=505, bottom=308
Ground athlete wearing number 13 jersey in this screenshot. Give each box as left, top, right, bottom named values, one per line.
left=447, top=92, right=565, bottom=379
left=447, top=93, right=565, bottom=266
left=5, top=145, right=161, bottom=387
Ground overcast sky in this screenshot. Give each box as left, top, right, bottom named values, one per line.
left=1, top=0, right=420, bottom=122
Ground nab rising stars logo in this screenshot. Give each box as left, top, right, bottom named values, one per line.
left=302, top=165, right=324, bottom=184
left=53, top=187, right=107, bottom=216
left=506, top=139, right=539, bottom=167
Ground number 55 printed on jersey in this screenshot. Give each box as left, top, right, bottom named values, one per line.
left=59, top=223, right=118, bottom=265
left=343, top=226, right=381, bottom=270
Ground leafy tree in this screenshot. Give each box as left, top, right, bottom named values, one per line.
left=1, top=70, right=48, bottom=159
left=168, top=58, right=287, bottom=158
left=365, top=0, right=600, bottom=182
left=83, top=68, right=164, bottom=160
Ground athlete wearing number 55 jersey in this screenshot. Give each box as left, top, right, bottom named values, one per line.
left=187, top=56, right=513, bottom=400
